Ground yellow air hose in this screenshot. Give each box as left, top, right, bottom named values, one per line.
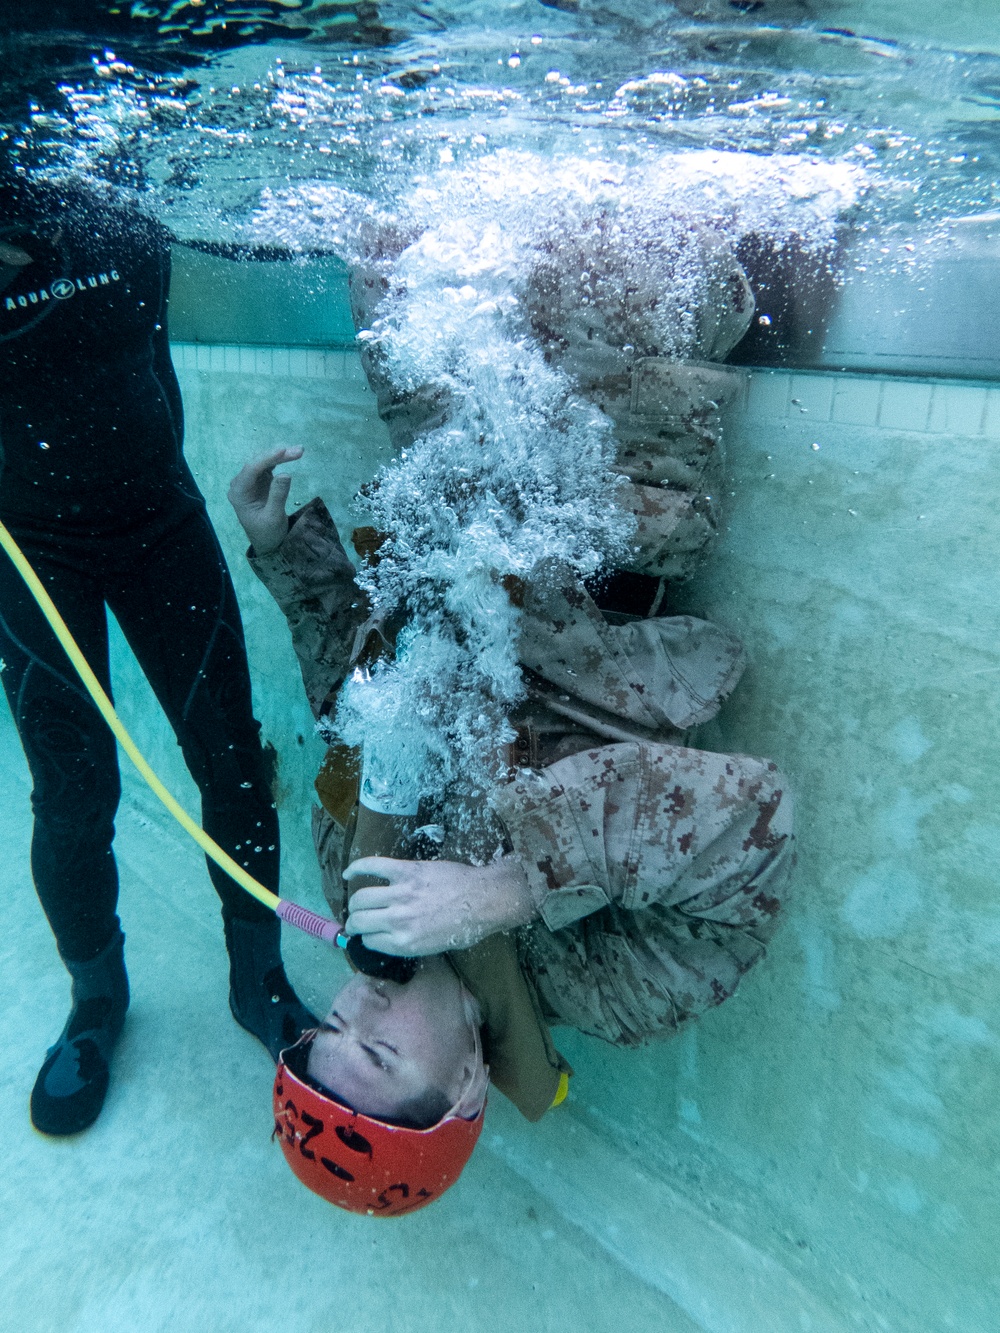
left=0, top=519, right=340, bottom=944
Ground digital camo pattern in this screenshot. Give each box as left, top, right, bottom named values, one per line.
left=518, top=570, right=746, bottom=734
left=493, top=743, right=792, bottom=1046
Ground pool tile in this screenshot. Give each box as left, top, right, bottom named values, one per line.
left=831, top=375, right=883, bottom=426
left=745, top=371, right=791, bottom=420
left=877, top=379, right=933, bottom=431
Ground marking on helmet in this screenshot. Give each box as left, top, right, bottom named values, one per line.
left=374, top=1183, right=410, bottom=1209
left=392, top=1188, right=434, bottom=1215
left=298, top=1110, right=324, bottom=1160
left=335, top=1125, right=373, bottom=1157
left=278, top=1100, right=298, bottom=1143
left=320, top=1157, right=355, bottom=1182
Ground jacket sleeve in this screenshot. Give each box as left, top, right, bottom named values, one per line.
left=247, top=496, right=368, bottom=718
left=493, top=741, right=794, bottom=1045
left=493, top=741, right=793, bottom=931
left=520, top=572, right=746, bottom=734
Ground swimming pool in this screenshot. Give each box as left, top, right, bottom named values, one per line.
left=1, top=4, right=998, bottom=1329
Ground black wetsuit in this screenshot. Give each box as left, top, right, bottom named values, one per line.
left=0, top=178, right=275, bottom=963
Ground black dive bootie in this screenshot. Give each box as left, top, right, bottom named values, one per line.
left=30, top=931, right=130, bottom=1136
left=224, top=916, right=318, bottom=1062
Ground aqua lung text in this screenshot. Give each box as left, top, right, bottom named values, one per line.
left=4, top=271, right=121, bottom=310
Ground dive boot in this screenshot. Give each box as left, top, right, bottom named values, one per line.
left=30, top=930, right=129, bottom=1136
left=224, top=915, right=317, bottom=1061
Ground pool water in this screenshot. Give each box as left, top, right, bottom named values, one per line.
left=1, top=4, right=999, bottom=1329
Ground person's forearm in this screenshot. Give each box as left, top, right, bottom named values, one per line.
left=476, top=854, right=538, bottom=936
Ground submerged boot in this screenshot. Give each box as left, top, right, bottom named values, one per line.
left=224, top=916, right=318, bottom=1062
left=30, top=931, right=129, bottom=1136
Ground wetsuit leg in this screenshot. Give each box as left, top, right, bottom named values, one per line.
left=105, top=504, right=277, bottom=924
left=0, top=540, right=122, bottom=963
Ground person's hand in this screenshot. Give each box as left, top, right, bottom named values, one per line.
left=227, top=446, right=303, bottom=555
left=342, top=854, right=537, bottom=956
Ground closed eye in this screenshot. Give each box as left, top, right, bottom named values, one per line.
left=322, top=1015, right=391, bottom=1072
left=360, top=1044, right=390, bottom=1072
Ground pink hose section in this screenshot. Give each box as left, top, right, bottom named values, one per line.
left=276, top=898, right=343, bottom=944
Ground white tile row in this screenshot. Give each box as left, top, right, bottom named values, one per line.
left=742, top=369, right=1000, bottom=437
left=170, top=342, right=366, bottom=382
left=171, top=345, right=1000, bottom=439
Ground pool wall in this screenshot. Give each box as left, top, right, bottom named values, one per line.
left=1, top=342, right=997, bottom=1330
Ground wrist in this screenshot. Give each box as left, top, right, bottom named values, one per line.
left=249, top=518, right=290, bottom=557
left=485, top=855, right=536, bottom=932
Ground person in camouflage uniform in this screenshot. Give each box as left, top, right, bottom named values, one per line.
left=229, top=223, right=793, bottom=1124
left=236, top=476, right=792, bottom=1057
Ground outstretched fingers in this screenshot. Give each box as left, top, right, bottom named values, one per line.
left=253, top=443, right=304, bottom=474
left=228, top=445, right=303, bottom=504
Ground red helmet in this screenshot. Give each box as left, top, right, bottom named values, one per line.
left=273, top=1035, right=485, bottom=1217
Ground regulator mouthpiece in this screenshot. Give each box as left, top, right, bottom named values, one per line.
left=341, top=934, right=419, bottom=985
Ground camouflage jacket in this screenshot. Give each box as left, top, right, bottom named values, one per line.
left=250, top=499, right=793, bottom=1048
